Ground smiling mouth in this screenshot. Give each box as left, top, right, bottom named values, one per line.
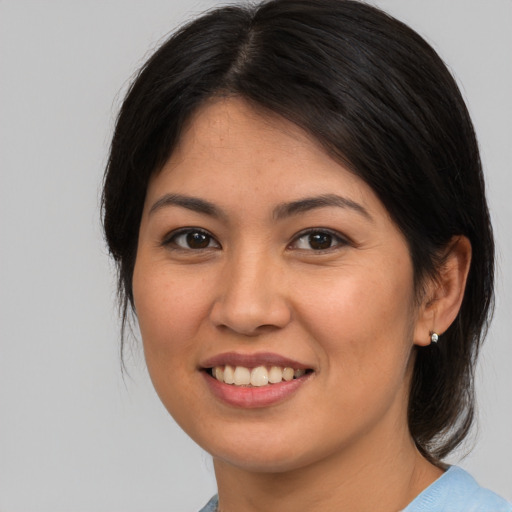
left=207, top=365, right=314, bottom=387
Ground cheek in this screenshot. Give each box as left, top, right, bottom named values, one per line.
left=292, top=270, right=417, bottom=439
left=294, top=261, right=416, bottom=376
left=132, top=257, right=211, bottom=364
left=131, top=257, right=215, bottom=425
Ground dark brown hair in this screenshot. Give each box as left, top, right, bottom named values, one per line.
left=102, top=0, right=494, bottom=462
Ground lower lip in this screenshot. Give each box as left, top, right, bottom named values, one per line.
left=202, top=371, right=312, bottom=408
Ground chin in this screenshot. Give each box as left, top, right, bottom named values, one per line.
left=197, top=427, right=328, bottom=474
left=212, top=447, right=313, bottom=474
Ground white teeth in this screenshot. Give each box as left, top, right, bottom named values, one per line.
left=211, top=365, right=309, bottom=386
left=282, top=367, right=294, bottom=382
left=268, top=366, right=283, bottom=384
left=233, top=366, right=251, bottom=386
left=214, top=366, right=224, bottom=382
left=224, top=365, right=235, bottom=384
left=250, top=366, right=269, bottom=387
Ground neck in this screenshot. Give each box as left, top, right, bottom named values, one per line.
left=213, top=422, right=442, bottom=512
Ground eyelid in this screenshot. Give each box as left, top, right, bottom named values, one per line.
left=161, top=227, right=221, bottom=250
left=288, top=228, right=351, bottom=251
left=160, top=226, right=351, bottom=252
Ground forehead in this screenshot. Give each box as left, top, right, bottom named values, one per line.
left=183, top=96, right=308, bottom=147
left=170, top=97, right=335, bottom=175
left=145, top=97, right=381, bottom=214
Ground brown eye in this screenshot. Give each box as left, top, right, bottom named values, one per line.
left=186, top=231, right=211, bottom=249
left=308, top=233, right=333, bottom=250
left=167, top=229, right=220, bottom=250
left=291, top=229, right=348, bottom=251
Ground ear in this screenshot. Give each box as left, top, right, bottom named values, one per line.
left=413, top=236, right=472, bottom=347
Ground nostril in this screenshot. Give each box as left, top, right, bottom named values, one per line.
left=210, top=297, right=292, bottom=336
left=214, top=322, right=284, bottom=337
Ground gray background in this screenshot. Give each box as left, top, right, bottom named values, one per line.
left=1, top=1, right=510, bottom=510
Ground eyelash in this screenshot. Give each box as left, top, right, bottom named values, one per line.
left=162, top=227, right=350, bottom=252
left=288, top=228, right=350, bottom=252
left=162, top=228, right=221, bottom=251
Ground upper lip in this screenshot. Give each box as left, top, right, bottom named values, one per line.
left=200, top=352, right=312, bottom=370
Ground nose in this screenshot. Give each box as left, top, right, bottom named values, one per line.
left=209, top=251, right=292, bottom=336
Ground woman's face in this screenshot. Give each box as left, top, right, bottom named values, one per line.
left=133, top=97, right=425, bottom=473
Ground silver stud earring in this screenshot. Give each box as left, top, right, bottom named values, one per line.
left=430, top=332, right=439, bottom=343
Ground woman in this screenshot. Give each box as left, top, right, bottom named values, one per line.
left=102, top=0, right=511, bottom=510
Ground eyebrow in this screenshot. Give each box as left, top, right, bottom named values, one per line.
left=149, top=194, right=222, bottom=218
left=148, top=192, right=372, bottom=221
left=272, top=194, right=372, bottom=221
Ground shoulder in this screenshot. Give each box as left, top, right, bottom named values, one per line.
left=403, top=466, right=512, bottom=512
left=198, top=495, right=218, bottom=512
left=198, top=469, right=511, bottom=512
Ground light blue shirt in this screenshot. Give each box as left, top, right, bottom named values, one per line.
left=402, top=466, right=511, bottom=512
left=198, top=466, right=511, bottom=511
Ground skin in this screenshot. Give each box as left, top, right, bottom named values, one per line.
left=133, top=97, right=470, bottom=511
